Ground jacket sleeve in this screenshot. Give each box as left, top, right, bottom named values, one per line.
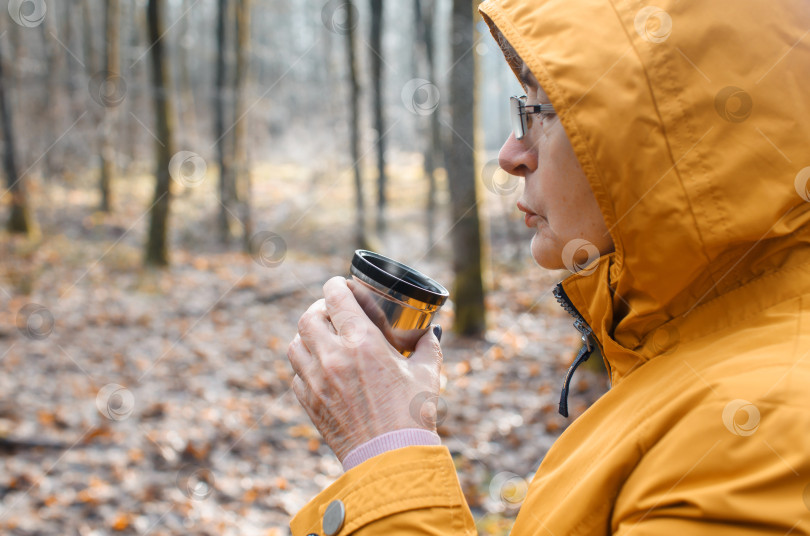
left=289, top=445, right=478, bottom=536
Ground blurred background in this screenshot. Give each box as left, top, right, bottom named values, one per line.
left=0, top=1, right=608, bottom=534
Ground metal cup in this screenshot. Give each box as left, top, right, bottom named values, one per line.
left=349, top=250, right=449, bottom=357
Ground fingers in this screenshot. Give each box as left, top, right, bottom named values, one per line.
left=287, top=334, right=312, bottom=380
left=410, top=324, right=444, bottom=369
left=297, top=298, right=334, bottom=355
left=291, top=299, right=334, bottom=388
left=291, top=373, right=307, bottom=403
left=291, top=373, right=321, bottom=427
left=347, top=279, right=389, bottom=333
left=323, top=276, right=371, bottom=334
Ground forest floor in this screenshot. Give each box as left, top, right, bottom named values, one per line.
left=0, top=159, right=609, bottom=535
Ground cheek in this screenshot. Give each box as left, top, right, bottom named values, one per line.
left=544, top=134, right=601, bottom=238
left=536, top=156, right=577, bottom=238
left=531, top=128, right=613, bottom=265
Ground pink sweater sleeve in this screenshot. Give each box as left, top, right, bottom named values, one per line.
left=341, top=428, right=442, bottom=471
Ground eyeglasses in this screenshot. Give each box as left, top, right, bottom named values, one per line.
left=510, top=95, right=555, bottom=140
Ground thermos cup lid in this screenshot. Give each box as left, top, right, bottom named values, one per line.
left=350, top=250, right=449, bottom=307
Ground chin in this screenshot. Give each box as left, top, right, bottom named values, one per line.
left=530, top=234, right=565, bottom=270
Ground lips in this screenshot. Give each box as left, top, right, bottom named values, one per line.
left=517, top=200, right=543, bottom=228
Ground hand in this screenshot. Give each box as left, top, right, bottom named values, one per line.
left=287, top=276, right=444, bottom=463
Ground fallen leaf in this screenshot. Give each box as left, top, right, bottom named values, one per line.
left=112, top=513, right=130, bottom=531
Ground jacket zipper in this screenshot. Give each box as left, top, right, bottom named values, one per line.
left=553, top=282, right=594, bottom=417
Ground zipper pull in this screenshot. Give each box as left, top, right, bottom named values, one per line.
left=552, top=283, right=595, bottom=417
left=558, top=335, right=594, bottom=417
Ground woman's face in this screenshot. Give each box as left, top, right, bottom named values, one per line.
left=499, top=64, right=614, bottom=271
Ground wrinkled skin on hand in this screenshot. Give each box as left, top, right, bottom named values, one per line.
left=287, top=276, right=444, bottom=463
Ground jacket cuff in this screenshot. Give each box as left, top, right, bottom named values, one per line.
left=290, top=445, right=474, bottom=536
left=341, top=428, right=441, bottom=471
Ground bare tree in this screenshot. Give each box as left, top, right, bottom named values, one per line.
left=447, top=0, right=486, bottom=335
left=62, top=0, right=78, bottom=105
left=145, top=0, right=176, bottom=266
left=369, top=0, right=387, bottom=231
left=0, top=39, right=37, bottom=237
left=415, top=0, right=443, bottom=245
left=81, top=0, right=98, bottom=76
left=214, top=0, right=235, bottom=243
left=124, top=0, right=147, bottom=172
left=176, top=0, right=197, bottom=149
left=345, top=0, right=369, bottom=248
left=99, top=0, right=121, bottom=211
left=39, top=3, right=63, bottom=180
left=233, top=0, right=252, bottom=250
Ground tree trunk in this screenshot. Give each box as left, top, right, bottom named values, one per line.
left=39, top=5, right=62, bottom=180
left=81, top=0, right=98, bottom=76
left=215, top=0, right=235, bottom=243
left=345, top=0, right=368, bottom=248
left=177, top=0, right=197, bottom=149
left=63, top=0, right=77, bottom=103
left=234, top=0, right=252, bottom=251
left=447, top=0, right=486, bottom=336
left=369, top=0, right=387, bottom=232
left=99, top=0, right=121, bottom=212
left=0, top=39, right=37, bottom=237
left=415, top=0, right=442, bottom=246
left=124, top=0, right=145, bottom=172
left=144, top=0, right=175, bottom=266
left=7, top=12, right=22, bottom=97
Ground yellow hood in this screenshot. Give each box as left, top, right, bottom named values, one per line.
left=480, top=0, right=810, bottom=382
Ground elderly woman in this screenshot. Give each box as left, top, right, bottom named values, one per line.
left=287, top=0, right=810, bottom=534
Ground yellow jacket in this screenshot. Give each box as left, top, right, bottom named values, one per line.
left=291, top=0, right=810, bottom=533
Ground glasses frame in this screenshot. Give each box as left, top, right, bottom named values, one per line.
left=510, top=95, right=555, bottom=140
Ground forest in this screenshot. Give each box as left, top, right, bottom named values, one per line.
left=0, top=1, right=606, bottom=534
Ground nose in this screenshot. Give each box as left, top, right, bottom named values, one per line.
left=498, top=133, right=537, bottom=177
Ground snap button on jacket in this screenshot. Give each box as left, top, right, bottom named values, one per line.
left=322, top=500, right=345, bottom=535
left=291, top=0, right=810, bottom=533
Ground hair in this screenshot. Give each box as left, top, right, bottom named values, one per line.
left=490, top=26, right=523, bottom=75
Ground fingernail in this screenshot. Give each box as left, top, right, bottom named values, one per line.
left=432, top=324, right=442, bottom=342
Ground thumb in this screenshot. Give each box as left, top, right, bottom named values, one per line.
left=409, top=324, right=444, bottom=369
